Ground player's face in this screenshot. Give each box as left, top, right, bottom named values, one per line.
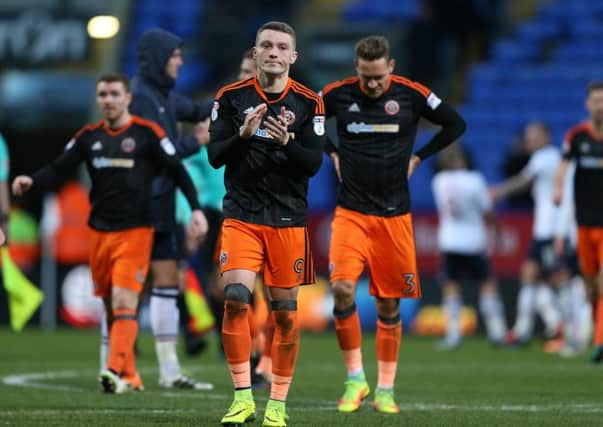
left=255, top=30, right=297, bottom=77
left=524, top=124, right=548, bottom=153
left=165, top=48, right=183, bottom=80
left=96, top=81, right=131, bottom=122
left=239, top=57, right=257, bottom=80
left=586, top=89, right=603, bottom=123
left=355, top=57, right=394, bottom=98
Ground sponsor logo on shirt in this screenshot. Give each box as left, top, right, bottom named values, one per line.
left=92, top=157, right=134, bottom=169
left=346, top=122, right=400, bottom=134
left=121, top=137, right=136, bottom=153
left=254, top=128, right=274, bottom=139
left=579, top=156, right=603, bottom=169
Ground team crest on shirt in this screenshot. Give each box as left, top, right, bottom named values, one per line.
left=121, top=137, right=136, bottom=153
left=285, top=110, right=296, bottom=125
left=384, top=100, right=400, bottom=115
left=580, top=141, right=591, bottom=153
left=220, top=251, right=228, bottom=266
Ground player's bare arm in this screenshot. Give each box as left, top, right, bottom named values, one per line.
left=552, top=159, right=570, bottom=205
left=407, top=155, right=422, bottom=179
left=330, top=152, right=342, bottom=183
left=11, top=176, right=33, bottom=196
left=490, top=170, right=532, bottom=202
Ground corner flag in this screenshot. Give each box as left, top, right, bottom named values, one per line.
left=1, top=246, right=44, bottom=331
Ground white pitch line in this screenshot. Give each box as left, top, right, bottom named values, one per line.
left=3, top=369, right=602, bottom=415
left=1, top=370, right=85, bottom=392
left=0, top=402, right=602, bottom=416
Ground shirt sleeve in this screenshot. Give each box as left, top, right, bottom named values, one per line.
left=149, top=132, right=201, bottom=211
left=31, top=136, right=86, bottom=191
left=320, top=86, right=338, bottom=154
left=283, top=106, right=325, bottom=177
left=415, top=92, right=467, bottom=160
left=207, top=95, right=241, bottom=169
left=411, top=88, right=467, bottom=160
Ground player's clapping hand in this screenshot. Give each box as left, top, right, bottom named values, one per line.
left=265, top=106, right=290, bottom=146
left=189, top=209, right=209, bottom=242
left=0, top=228, right=5, bottom=246
left=12, top=176, right=33, bottom=196
left=240, top=103, right=267, bottom=139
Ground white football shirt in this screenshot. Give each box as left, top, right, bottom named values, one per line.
left=524, top=145, right=560, bottom=239
left=433, top=169, right=492, bottom=254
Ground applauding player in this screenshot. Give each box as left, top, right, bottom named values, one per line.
left=208, top=22, right=325, bottom=426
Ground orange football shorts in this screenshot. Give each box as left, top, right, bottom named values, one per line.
left=329, top=206, right=421, bottom=299
left=88, top=227, right=154, bottom=297
left=577, top=226, right=603, bottom=277
left=219, top=218, right=315, bottom=287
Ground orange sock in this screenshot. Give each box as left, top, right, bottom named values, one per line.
left=334, top=305, right=363, bottom=375
left=270, top=303, right=299, bottom=401
left=107, top=309, right=138, bottom=375
left=248, top=307, right=266, bottom=354
left=256, top=311, right=274, bottom=376
left=263, top=312, right=274, bottom=357
left=376, top=318, right=401, bottom=389
left=248, top=306, right=258, bottom=340
left=594, top=296, right=603, bottom=346
left=222, top=300, right=251, bottom=366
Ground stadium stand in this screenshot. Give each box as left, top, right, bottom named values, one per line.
left=461, top=0, right=603, bottom=186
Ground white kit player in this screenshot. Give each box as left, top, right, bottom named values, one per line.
left=553, top=163, right=592, bottom=356
left=433, top=144, right=506, bottom=349
left=491, top=121, right=562, bottom=346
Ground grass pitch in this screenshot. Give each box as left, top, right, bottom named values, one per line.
left=0, top=329, right=601, bottom=426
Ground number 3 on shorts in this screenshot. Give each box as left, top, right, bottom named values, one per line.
left=402, top=273, right=415, bottom=294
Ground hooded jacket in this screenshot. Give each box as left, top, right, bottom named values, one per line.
left=130, top=28, right=211, bottom=231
